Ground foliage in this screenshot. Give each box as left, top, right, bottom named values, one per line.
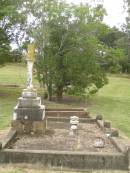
left=25, top=0, right=108, bottom=100
left=98, top=27, right=127, bottom=73
left=0, top=0, right=26, bottom=64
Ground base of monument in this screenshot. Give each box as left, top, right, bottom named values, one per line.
left=11, top=120, right=46, bottom=134
left=13, top=105, right=45, bottom=121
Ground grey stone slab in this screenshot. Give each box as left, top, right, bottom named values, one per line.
left=22, top=90, right=37, bottom=98
left=0, top=149, right=127, bottom=170
left=1, top=129, right=17, bottom=149
left=14, top=105, right=45, bottom=121
left=18, top=97, right=41, bottom=108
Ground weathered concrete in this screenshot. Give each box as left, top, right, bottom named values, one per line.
left=0, top=149, right=127, bottom=170
left=22, top=89, right=37, bottom=98
left=33, top=121, right=46, bottom=134
left=14, top=105, right=45, bottom=121
left=111, top=128, right=119, bottom=137
left=1, top=129, right=17, bottom=149
left=97, top=120, right=104, bottom=130
left=46, top=117, right=96, bottom=129
left=46, top=108, right=85, bottom=111
left=18, top=97, right=41, bottom=108
left=12, top=120, right=46, bottom=134
left=46, top=110, right=89, bottom=118
left=12, top=88, right=46, bottom=134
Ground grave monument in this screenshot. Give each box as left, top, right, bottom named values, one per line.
left=12, top=43, right=46, bottom=134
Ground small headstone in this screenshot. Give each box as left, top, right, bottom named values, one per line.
left=111, top=128, right=119, bottom=137
left=69, top=116, right=79, bottom=136
left=69, top=125, right=77, bottom=136
left=70, top=116, right=79, bottom=125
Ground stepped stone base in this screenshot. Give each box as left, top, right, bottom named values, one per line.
left=14, top=105, right=45, bottom=121
left=12, top=88, right=46, bottom=134
left=18, top=97, right=41, bottom=108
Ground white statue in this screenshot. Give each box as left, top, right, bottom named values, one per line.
left=27, top=60, right=34, bottom=89
left=26, top=43, right=35, bottom=90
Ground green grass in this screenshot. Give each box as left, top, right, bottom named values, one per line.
left=88, top=76, right=130, bottom=137
left=0, top=63, right=38, bottom=86
left=0, top=164, right=127, bottom=173
left=0, top=87, right=21, bottom=129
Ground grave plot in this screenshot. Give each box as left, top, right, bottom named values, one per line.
left=10, top=123, right=118, bottom=153
left=0, top=117, right=129, bottom=171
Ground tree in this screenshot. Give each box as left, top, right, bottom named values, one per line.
left=24, top=1, right=107, bottom=100
left=0, top=0, right=26, bottom=64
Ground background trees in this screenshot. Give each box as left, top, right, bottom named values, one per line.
left=0, top=0, right=25, bottom=64
left=0, top=0, right=129, bottom=100
left=23, top=0, right=108, bottom=100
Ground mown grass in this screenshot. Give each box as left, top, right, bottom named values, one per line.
left=88, top=76, right=130, bottom=137
left=0, top=63, right=38, bottom=86
left=0, top=164, right=127, bottom=173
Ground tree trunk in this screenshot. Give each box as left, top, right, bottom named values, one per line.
left=56, top=85, right=63, bottom=101
left=47, top=82, right=53, bottom=101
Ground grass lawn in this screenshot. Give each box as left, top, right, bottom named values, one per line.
left=0, top=164, right=127, bottom=173
left=88, top=75, right=130, bottom=137
left=0, top=63, right=38, bottom=86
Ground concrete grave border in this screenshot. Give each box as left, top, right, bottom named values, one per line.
left=0, top=111, right=130, bottom=171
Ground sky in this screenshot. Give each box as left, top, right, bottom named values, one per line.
left=67, top=0, right=127, bottom=28
left=11, top=0, right=127, bottom=49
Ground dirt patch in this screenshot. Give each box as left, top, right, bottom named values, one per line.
left=10, top=123, right=118, bottom=153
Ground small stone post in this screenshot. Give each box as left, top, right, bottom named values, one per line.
left=69, top=116, right=79, bottom=136
left=0, top=143, right=2, bottom=150
left=127, top=147, right=130, bottom=171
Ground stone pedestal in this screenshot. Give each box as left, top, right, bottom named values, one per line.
left=12, top=89, right=46, bottom=134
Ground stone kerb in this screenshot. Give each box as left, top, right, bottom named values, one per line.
left=1, top=115, right=130, bottom=171
left=0, top=129, right=17, bottom=149
left=0, top=149, right=127, bottom=170
left=96, top=115, right=119, bottom=137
